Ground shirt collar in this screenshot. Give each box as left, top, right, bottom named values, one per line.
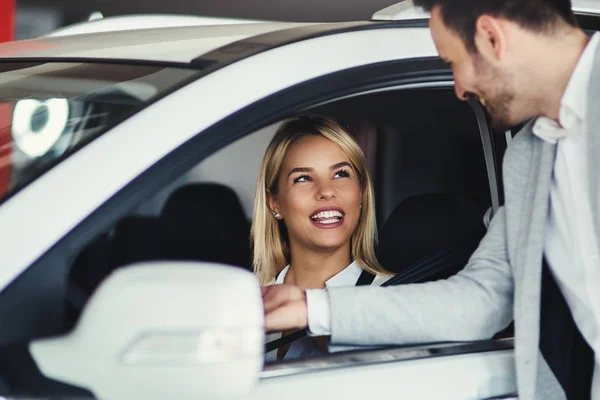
left=275, top=260, right=363, bottom=288
left=532, top=32, right=600, bottom=143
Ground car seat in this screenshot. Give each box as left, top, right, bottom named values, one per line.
left=66, top=182, right=252, bottom=327
left=111, top=215, right=161, bottom=267
left=378, top=193, right=486, bottom=284
left=159, top=183, right=252, bottom=269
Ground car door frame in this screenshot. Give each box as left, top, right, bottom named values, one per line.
left=1, top=62, right=514, bottom=397
left=255, top=340, right=516, bottom=400
left=0, top=46, right=509, bottom=400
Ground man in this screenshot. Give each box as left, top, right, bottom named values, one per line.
left=262, top=0, right=599, bottom=399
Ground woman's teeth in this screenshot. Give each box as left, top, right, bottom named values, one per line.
left=317, top=218, right=341, bottom=224
left=311, top=210, right=344, bottom=223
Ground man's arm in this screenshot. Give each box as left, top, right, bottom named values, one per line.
left=264, top=206, right=513, bottom=344
left=328, top=206, right=513, bottom=345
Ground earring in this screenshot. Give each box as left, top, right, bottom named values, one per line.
left=360, top=204, right=363, bottom=209
left=273, top=211, right=281, bottom=219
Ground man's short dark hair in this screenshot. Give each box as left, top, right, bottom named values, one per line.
left=415, top=0, right=578, bottom=52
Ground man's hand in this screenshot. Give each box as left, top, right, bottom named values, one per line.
left=262, top=284, right=308, bottom=332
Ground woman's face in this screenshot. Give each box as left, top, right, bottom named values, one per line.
left=269, top=135, right=363, bottom=254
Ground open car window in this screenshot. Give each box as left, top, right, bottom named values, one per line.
left=0, top=62, right=197, bottom=203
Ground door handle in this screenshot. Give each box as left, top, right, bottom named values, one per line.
left=481, top=394, right=518, bottom=400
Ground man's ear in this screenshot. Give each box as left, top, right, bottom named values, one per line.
left=267, top=190, right=281, bottom=217
left=474, top=15, right=508, bottom=61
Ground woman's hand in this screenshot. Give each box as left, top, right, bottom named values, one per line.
left=262, top=284, right=308, bottom=332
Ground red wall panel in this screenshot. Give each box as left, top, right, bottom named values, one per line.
left=0, top=0, right=15, bottom=196
left=0, top=0, right=16, bottom=42
left=0, top=0, right=15, bottom=43
left=0, top=104, right=12, bottom=197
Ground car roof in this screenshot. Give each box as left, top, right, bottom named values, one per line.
left=0, top=1, right=429, bottom=66
left=0, top=22, right=317, bottom=64
left=2, top=0, right=599, bottom=66
left=45, top=14, right=270, bottom=37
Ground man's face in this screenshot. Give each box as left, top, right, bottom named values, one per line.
left=429, top=6, right=518, bottom=131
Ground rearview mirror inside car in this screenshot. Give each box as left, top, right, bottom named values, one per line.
left=30, top=262, right=264, bottom=400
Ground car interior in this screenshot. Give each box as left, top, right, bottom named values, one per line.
left=65, top=87, right=497, bottom=354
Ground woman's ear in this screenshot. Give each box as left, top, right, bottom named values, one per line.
left=267, top=190, right=281, bottom=219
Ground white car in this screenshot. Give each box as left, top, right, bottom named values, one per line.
left=0, top=1, right=597, bottom=399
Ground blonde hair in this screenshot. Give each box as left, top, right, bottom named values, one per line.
left=251, top=115, right=389, bottom=284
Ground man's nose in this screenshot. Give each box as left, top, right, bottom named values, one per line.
left=454, top=81, right=468, bottom=101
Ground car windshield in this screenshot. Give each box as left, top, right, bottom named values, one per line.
left=0, top=61, right=198, bottom=203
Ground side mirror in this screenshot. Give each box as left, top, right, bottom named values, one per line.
left=30, top=262, right=264, bottom=400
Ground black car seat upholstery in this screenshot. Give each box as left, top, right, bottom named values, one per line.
left=378, top=193, right=486, bottom=285
left=67, top=183, right=252, bottom=325
left=111, top=216, right=161, bottom=267
left=159, top=183, right=252, bottom=269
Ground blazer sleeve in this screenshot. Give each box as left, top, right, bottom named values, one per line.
left=328, top=206, right=514, bottom=345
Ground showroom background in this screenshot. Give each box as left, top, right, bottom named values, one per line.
left=5, top=0, right=400, bottom=41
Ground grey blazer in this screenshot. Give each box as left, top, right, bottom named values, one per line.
left=325, top=43, right=600, bottom=400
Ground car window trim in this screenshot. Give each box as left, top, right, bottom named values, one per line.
left=261, top=338, right=514, bottom=379
left=308, top=80, right=454, bottom=108
left=468, top=99, right=501, bottom=215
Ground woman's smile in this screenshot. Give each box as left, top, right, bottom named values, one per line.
left=309, top=207, right=345, bottom=229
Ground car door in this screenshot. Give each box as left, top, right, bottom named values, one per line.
left=256, top=341, right=516, bottom=400
left=0, top=23, right=513, bottom=399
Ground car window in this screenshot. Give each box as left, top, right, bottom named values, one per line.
left=66, top=87, right=493, bottom=335
left=0, top=62, right=197, bottom=203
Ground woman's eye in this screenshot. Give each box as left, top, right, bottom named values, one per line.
left=293, top=174, right=311, bottom=183
left=334, top=169, right=351, bottom=179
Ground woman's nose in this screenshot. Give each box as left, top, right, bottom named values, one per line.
left=316, top=181, right=335, bottom=200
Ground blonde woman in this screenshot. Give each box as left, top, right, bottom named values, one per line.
left=251, top=115, right=391, bottom=361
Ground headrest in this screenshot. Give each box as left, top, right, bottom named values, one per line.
left=378, top=193, right=484, bottom=274
left=160, top=183, right=251, bottom=269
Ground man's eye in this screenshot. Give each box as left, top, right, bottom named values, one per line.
left=334, top=169, right=351, bottom=179
left=294, top=175, right=311, bottom=183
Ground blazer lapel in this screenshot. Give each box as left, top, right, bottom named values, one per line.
left=587, top=42, right=600, bottom=242
left=513, top=133, right=556, bottom=400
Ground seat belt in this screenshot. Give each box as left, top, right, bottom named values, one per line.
left=356, top=269, right=376, bottom=286
left=264, top=329, right=307, bottom=354
left=381, top=236, right=479, bottom=287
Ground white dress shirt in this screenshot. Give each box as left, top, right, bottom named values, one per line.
left=307, top=36, right=600, bottom=395
left=533, top=32, right=600, bottom=399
